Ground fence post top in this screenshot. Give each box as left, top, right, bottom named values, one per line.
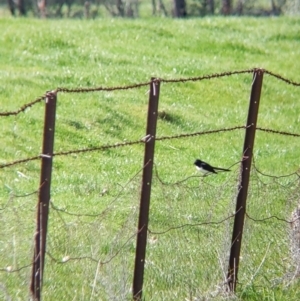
left=46, top=90, right=57, bottom=98
left=253, top=68, right=265, bottom=74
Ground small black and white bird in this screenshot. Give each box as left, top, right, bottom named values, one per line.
left=194, top=159, right=230, bottom=175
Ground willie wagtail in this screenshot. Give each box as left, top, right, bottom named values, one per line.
left=194, top=159, right=230, bottom=175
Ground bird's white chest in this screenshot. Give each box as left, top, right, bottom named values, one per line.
left=196, top=166, right=210, bottom=174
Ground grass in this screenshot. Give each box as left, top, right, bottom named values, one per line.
left=0, top=15, right=300, bottom=300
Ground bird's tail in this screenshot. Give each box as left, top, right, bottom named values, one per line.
left=214, top=167, right=230, bottom=172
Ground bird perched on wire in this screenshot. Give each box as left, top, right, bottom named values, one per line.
left=194, top=159, right=230, bottom=175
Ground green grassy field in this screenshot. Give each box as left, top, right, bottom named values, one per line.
left=1, top=16, right=300, bottom=300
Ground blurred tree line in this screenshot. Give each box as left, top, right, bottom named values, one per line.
left=2, top=0, right=299, bottom=18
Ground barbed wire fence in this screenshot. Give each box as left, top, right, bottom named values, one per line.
left=1, top=68, right=300, bottom=301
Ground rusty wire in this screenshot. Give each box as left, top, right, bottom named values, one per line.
left=158, top=68, right=255, bottom=83
left=257, top=127, right=300, bottom=137
left=2, top=208, right=296, bottom=273
left=0, top=262, right=33, bottom=273
left=1, top=68, right=299, bottom=117
left=0, top=126, right=247, bottom=169
left=245, top=212, right=299, bottom=224
left=46, top=227, right=141, bottom=266
left=49, top=161, right=148, bottom=218
left=0, top=155, right=41, bottom=169
left=1, top=125, right=300, bottom=170
left=0, top=228, right=141, bottom=274
left=55, top=81, right=151, bottom=93
left=53, top=140, right=143, bottom=157
left=155, top=125, right=248, bottom=141
left=264, top=70, right=300, bottom=86
left=0, top=95, right=45, bottom=117
left=148, top=207, right=243, bottom=235
left=147, top=207, right=298, bottom=236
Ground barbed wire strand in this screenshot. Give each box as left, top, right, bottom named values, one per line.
left=158, top=68, right=255, bottom=84
left=0, top=155, right=40, bottom=169
left=155, top=125, right=249, bottom=141
left=0, top=95, right=45, bottom=117
left=264, top=70, right=300, bottom=87
left=0, top=126, right=246, bottom=169
left=1, top=68, right=299, bottom=117
left=1, top=125, right=300, bottom=170
left=257, top=127, right=300, bottom=137
left=55, top=81, right=150, bottom=93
